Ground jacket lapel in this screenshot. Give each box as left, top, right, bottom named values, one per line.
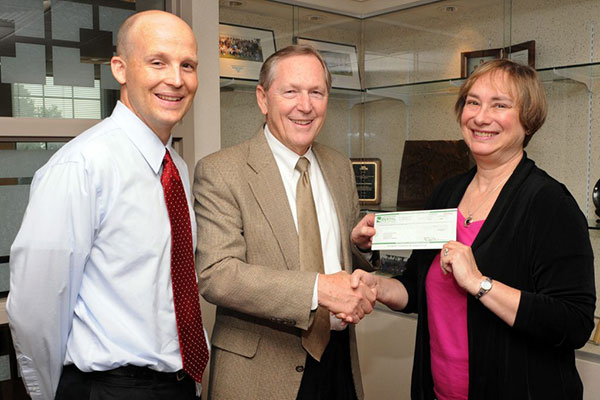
left=471, top=154, right=534, bottom=250
left=246, top=129, right=300, bottom=271
left=312, top=144, right=352, bottom=271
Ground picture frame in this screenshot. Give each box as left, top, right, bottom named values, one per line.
left=460, top=48, right=502, bottom=78
left=296, top=37, right=361, bottom=90
left=504, top=40, right=535, bottom=68
left=351, top=158, right=381, bottom=205
left=219, top=23, right=276, bottom=81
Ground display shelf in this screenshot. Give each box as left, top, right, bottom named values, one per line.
left=360, top=205, right=404, bottom=213
left=220, top=77, right=259, bottom=91
left=538, top=62, right=600, bottom=91
left=221, top=62, right=600, bottom=104
left=366, top=77, right=463, bottom=102
left=364, top=61, right=600, bottom=102
left=220, top=77, right=382, bottom=103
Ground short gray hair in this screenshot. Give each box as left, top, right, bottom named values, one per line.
left=258, top=44, right=332, bottom=92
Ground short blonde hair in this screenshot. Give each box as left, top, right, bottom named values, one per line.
left=258, top=44, right=332, bottom=93
left=454, top=58, right=547, bottom=147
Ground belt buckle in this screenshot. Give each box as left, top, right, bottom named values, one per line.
left=176, top=370, right=186, bottom=381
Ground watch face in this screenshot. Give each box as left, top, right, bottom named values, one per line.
left=594, top=179, right=600, bottom=216
left=481, top=280, right=492, bottom=290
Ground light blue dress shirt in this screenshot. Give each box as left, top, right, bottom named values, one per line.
left=7, top=102, right=196, bottom=400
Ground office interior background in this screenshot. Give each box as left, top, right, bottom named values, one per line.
left=0, top=0, right=600, bottom=398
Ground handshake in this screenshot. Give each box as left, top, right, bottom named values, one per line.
left=317, top=213, right=380, bottom=325
left=317, top=269, right=379, bottom=325
left=318, top=214, right=381, bottom=324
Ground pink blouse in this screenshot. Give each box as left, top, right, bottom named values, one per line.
left=425, top=209, right=483, bottom=400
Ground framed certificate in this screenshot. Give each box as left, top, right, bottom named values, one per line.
left=296, top=37, right=361, bottom=90
left=504, top=40, right=535, bottom=68
left=351, top=158, right=381, bottom=205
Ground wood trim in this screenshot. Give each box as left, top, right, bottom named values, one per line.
left=0, top=117, right=99, bottom=138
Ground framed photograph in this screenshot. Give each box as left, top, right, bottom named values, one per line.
left=219, top=23, right=276, bottom=81
left=460, top=48, right=502, bottom=78
left=504, top=40, right=535, bottom=68
left=296, top=37, right=361, bottom=90
left=351, top=158, right=381, bottom=205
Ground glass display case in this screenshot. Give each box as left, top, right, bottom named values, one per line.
left=218, top=0, right=600, bottom=372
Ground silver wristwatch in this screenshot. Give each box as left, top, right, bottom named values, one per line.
left=475, top=277, right=493, bottom=300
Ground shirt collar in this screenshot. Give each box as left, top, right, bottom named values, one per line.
left=110, top=101, right=172, bottom=175
left=264, top=124, right=316, bottom=177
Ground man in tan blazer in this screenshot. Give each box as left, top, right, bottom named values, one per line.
left=194, top=44, right=376, bottom=400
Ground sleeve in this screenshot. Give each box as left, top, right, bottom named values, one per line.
left=6, top=159, right=95, bottom=400
left=193, top=158, right=317, bottom=330
left=513, top=186, right=596, bottom=349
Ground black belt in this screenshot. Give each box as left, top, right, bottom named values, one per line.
left=88, top=365, right=188, bottom=382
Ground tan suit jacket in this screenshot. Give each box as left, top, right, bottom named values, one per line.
left=193, top=129, right=370, bottom=400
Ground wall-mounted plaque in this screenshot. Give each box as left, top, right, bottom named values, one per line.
left=351, top=158, right=381, bottom=205
left=397, top=140, right=473, bottom=210
left=460, top=47, right=502, bottom=78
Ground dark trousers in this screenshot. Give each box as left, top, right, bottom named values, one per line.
left=55, top=364, right=198, bottom=400
left=296, top=328, right=358, bottom=400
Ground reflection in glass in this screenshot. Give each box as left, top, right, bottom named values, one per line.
left=15, top=142, right=66, bottom=151
left=15, top=142, right=46, bottom=151
left=0, top=43, right=46, bottom=85
left=0, top=0, right=167, bottom=118
left=47, top=142, right=66, bottom=151
left=53, top=46, right=95, bottom=88
left=12, top=77, right=101, bottom=119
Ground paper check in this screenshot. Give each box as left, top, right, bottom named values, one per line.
left=371, top=208, right=457, bottom=250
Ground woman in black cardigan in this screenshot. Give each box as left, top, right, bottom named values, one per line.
left=350, top=59, right=596, bottom=399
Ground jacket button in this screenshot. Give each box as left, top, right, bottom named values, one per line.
left=295, top=365, right=304, bottom=373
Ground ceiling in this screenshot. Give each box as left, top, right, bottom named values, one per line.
left=272, top=0, right=443, bottom=18
left=219, top=0, right=501, bottom=31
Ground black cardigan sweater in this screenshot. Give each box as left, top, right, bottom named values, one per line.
left=397, top=154, right=596, bottom=400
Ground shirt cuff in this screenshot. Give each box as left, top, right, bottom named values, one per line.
left=359, top=250, right=373, bottom=257
left=330, top=313, right=347, bottom=331
left=311, top=274, right=319, bottom=310
left=357, top=246, right=372, bottom=254
left=18, top=356, right=43, bottom=399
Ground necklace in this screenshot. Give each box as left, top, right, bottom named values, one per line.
left=464, top=175, right=511, bottom=227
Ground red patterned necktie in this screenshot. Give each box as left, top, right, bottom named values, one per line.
left=161, top=150, right=209, bottom=382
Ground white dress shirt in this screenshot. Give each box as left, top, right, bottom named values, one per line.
left=264, top=125, right=346, bottom=330
left=7, top=101, right=196, bottom=400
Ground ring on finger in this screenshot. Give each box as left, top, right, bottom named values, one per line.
left=443, top=248, right=449, bottom=257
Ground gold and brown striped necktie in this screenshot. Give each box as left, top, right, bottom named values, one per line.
left=295, top=156, right=330, bottom=361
